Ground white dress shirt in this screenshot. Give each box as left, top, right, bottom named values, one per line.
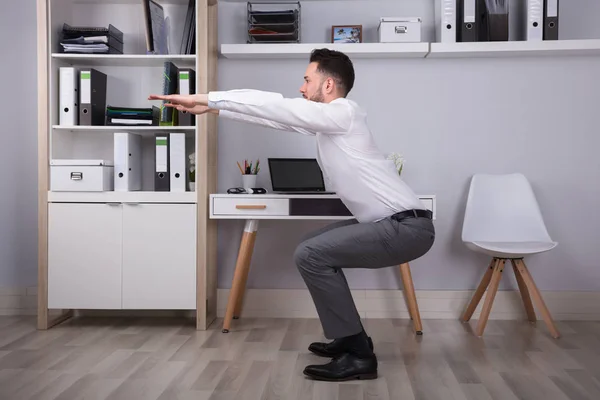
left=208, top=89, right=426, bottom=223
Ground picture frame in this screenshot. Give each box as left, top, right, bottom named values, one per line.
left=331, top=25, right=362, bottom=43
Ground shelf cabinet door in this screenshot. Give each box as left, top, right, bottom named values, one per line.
left=48, top=203, right=123, bottom=309
left=122, top=203, right=197, bottom=309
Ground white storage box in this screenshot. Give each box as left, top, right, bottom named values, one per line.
left=378, top=17, right=422, bottom=43
left=50, top=159, right=114, bottom=192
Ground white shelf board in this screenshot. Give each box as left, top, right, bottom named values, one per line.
left=48, top=191, right=197, bottom=204
left=220, top=43, right=430, bottom=59
left=72, top=0, right=189, bottom=3
left=428, top=39, right=600, bottom=58
left=51, top=53, right=196, bottom=67
left=52, top=125, right=196, bottom=135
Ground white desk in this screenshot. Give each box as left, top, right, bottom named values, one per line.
left=209, top=193, right=436, bottom=334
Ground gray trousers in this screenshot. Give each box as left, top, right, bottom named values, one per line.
left=293, top=214, right=435, bottom=339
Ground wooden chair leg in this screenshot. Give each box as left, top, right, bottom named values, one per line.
left=475, top=258, right=505, bottom=336
left=513, top=259, right=560, bottom=339
left=461, top=258, right=495, bottom=322
left=510, top=259, right=536, bottom=322
left=399, top=263, right=423, bottom=335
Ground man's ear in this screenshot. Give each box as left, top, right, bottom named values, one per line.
left=324, top=77, right=335, bottom=94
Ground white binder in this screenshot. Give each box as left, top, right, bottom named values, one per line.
left=169, top=133, right=186, bottom=192
left=59, top=67, right=78, bottom=126
left=526, top=0, right=543, bottom=40
left=114, top=132, right=142, bottom=191
left=435, top=0, right=456, bottom=43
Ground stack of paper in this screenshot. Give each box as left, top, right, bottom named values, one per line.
left=60, top=23, right=124, bottom=54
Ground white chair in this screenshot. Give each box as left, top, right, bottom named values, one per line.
left=460, top=173, right=560, bottom=338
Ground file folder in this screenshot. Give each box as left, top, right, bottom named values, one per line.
left=435, top=0, right=456, bottom=43
left=177, top=69, right=196, bottom=126
left=114, top=132, right=142, bottom=191
left=169, top=133, right=186, bottom=192
left=544, top=0, right=559, bottom=40
left=79, top=68, right=107, bottom=125
left=155, top=134, right=170, bottom=191
left=459, top=0, right=478, bottom=42
left=59, top=67, right=78, bottom=126
left=525, top=0, right=543, bottom=40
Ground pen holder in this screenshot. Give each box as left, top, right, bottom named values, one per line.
left=242, top=174, right=257, bottom=190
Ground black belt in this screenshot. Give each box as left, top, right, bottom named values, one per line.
left=391, top=209, right=432, bottom=221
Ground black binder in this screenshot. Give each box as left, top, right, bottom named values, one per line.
left=154, top=134, right=170, bottom=191
left=79, top=69, right=107, bottom=126
left=543, top=0, right=559, bottom=40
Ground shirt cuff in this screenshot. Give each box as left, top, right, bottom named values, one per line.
left=207, top=92, right=220, bottom=110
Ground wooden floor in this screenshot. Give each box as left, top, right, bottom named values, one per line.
left=0, top=316, right=599, bottom=400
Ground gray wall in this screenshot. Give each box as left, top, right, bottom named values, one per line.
left=215, top=0, right=600, bottom=291
left=1, top=0, right=599, bottom=293
left=0, top=0, right=38, bottom=288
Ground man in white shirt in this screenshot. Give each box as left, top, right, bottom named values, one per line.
left=149, top=48, right=435, bottom=382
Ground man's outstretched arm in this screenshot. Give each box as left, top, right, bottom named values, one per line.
left=195, top=89, right=353, bottom=134
left=148, top=91, right=315, bottom=135
left=217, top=109, right=315, bottom=136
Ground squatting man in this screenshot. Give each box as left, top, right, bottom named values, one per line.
left=149, top=48, right=435, bottom=382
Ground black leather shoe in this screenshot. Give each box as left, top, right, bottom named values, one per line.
left=303, top=352, right=378, bottom=381
left=308, top=336, right=374, bottom=358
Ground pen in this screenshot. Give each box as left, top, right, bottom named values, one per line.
left=236, top=161, right=244, bottom=174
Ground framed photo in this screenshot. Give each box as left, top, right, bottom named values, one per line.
left=331, top=25, right=362, bottom=43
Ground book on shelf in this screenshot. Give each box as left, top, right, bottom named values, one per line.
left=106, top=105, right=160, bottom=126
left=159, top=61, right=179, bottom=126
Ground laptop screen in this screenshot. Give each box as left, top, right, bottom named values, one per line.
left=268, top=158, right=326, bottom=192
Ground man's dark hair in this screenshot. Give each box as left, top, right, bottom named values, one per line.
left=309, top=48, right=355, bottom=97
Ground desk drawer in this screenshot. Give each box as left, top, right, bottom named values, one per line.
left=212, top=197, right=289, bottom=216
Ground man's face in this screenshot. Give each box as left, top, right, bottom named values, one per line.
left=300, top=62, right=325, bottom=103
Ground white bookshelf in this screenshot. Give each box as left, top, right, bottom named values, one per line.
left=220, top=39, right=600, bottom=60
left=48, top=191, right=197, bottom=203
left=51, top=53, right=197, bottom=67
left=36, top=0, right=218, bottom=331
left=52, top=125, right=195, bottom=134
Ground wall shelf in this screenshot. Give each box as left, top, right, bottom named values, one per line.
left=220, top=42, right=430, bottom=59
left=220, top=39, right=600, bottom=60
left=48, top=191, right=197, bottom=204
left=428, top=39, right=600, bottom=58
left=51, top=53, right=197, bottom=67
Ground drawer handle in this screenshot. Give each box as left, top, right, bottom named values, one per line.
left=70, top=172, right=83, bottom=180
left=236, top=205, right=266, bottom=210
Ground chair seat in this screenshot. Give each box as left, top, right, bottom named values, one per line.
left=465, top=241, right=558, bottom=258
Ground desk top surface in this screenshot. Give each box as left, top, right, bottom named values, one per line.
left=210, top=193, right=435, bottom=199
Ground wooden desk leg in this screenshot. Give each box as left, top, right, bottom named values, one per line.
left=222, top=219, right=258, bottom=333
left=399, top=263, right=423, bottom=335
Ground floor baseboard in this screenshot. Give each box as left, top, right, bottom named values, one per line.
left=2, top=287, right=599, bottom=320
left=216, top=288, right=600, bottom=320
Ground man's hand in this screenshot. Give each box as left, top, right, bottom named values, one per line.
left=169, top=104, right=218, bottom=115
left=148, top=94, right=216, bottom=115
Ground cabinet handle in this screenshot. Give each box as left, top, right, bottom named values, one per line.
left=236, top=205, right=266, bottom=210
left=70, top=172, right=83, bottom=180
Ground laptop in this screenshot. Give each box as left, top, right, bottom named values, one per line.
left=268, top=158, right=335, bottom=194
